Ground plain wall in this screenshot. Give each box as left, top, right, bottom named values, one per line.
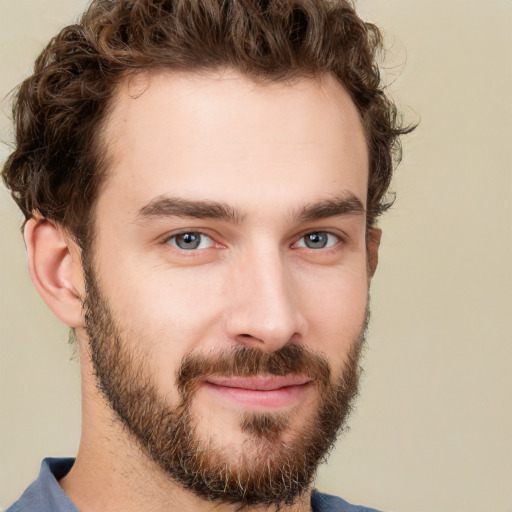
left=1, top=1, right=511, bottom=511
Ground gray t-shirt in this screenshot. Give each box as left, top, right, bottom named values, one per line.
left=6, top=458, right=382, bottom=512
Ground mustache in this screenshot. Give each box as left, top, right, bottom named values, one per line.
left=176, top=344, right=332, bottom=399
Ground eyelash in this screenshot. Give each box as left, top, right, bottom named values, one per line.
left=163, top=230, right=217, bottom=252
left=293, top=231, right=341, bottom=250
left=162, top=230, right=343, bottom=254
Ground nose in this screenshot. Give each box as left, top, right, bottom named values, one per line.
left=224, top=248, right=307, bottom=352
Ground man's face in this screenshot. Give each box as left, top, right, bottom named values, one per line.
left=81, top=71, right=371, bottom=506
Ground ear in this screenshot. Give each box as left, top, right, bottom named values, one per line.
left=367, top=227, right=382, bottom=278
left=24, top=218, right=85, bottom=328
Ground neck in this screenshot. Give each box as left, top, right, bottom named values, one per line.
left=59, top=356, right=313, bottom=512
left=61, top=435, right=313, bottom=512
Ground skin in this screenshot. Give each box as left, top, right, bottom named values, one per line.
left=24, top=70, right=378, bottom=512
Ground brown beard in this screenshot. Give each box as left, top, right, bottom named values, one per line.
left=82, top=255, right=366, bottom=509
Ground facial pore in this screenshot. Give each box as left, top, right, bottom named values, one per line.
left=82, top=243, right=366, bottom=509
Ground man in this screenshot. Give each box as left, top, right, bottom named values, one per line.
left=2, top=0, right=410, bottom=511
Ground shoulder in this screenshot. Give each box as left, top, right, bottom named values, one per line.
left=311, top=490, right=385, bottom=512
left=4, top=481, right=40, bottom=512
left=5, top=458, right=77, bottom=512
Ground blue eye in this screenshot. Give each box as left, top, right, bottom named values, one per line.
left=297, top=232, right=339, bottom=249
left=168, top=232, right=214, bottom=250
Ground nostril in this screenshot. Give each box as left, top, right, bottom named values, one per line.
left=238, top=333, right=264, bottom=342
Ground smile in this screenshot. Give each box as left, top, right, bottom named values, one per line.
left=203, top=375, right=314, bottom=410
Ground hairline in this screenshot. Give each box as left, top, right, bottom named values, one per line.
left=79, top=66, right=374, bottom=259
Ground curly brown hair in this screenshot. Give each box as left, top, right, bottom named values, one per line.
left=2, top=0, right=412, bottom=248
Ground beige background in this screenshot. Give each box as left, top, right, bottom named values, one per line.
left=1, top=1, right=511, bottom=511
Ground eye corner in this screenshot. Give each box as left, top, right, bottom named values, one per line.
left=310, top=232, right=332, bottom=249
left=293, top=230, right=343, bottom=251
left=164, top=230, right=216, bottom=251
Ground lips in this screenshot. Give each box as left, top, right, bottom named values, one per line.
left=206, top=375, right=312, bottom=390
left=203, top=375, right=313, bottom=409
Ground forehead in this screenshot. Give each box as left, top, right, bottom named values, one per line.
left=98, top=69, right=368, bottom=218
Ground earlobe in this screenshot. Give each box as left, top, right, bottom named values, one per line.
left=367, top=227, right=382, bottom=278
left=24, top=218, right=85, bottom=328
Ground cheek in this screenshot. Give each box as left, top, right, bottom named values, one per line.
left=103, top=251, right=224, bottom=329
left=296, top=263, right=368, bottom=356
left=100, top=259, right=229, bottom=392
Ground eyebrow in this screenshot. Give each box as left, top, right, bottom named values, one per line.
left=136, top=195, right=245, bottom=223
left=293, top=193, right=365, bottom=223
left=135, top=192, right=365, bottom=225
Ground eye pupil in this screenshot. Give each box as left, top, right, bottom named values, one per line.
left=305, top=232, right=328, bottom=249
left=176, top=232, right=201, bottom=250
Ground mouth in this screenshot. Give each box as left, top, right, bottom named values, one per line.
left=202, top=375, right=314, bottom=410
